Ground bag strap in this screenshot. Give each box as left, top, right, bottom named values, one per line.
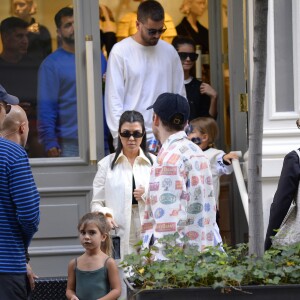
left=104, top=256, right=110, bottom=268
left=74, top=257, right=77, bottom=270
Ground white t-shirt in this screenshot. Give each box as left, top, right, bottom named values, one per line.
left=105, top=37, right=186, bottom=145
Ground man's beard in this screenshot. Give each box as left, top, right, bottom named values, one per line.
left=62, top=35, right=75, bottom=45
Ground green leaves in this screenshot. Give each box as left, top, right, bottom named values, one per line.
left=121, top=234, right=300, bottom=291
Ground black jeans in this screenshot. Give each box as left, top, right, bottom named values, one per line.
left=0, top=273, right=30, bottom=300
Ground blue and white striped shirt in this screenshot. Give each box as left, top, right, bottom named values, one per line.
left=0, top=138, right=40, bottom=274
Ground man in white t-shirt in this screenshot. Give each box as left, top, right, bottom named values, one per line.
left=105, top=0, right=186, bottom=148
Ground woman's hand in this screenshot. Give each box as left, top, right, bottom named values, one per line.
left=133, top=185, right=145, bottom=201
left=200, top=82, right=218, bottom=98
left=106, top=216, right=119, bottom=230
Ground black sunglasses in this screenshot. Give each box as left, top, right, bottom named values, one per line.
left=119, top=130, right=144, bottom=138
left=0, top=103, right=11, bottom=114
left=142, top=23, right=167, bottom=36
left=178, top=52, right=199, bottom=62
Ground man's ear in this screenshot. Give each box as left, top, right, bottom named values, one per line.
left=136, top=20, right=140, bottom=30
left=19, top=122, right=25, bottom=134
left=56, top=28, right=61, bottom=38
left=153, top=114, right=160, bottom=126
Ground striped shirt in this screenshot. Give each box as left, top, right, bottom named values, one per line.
left=0, top=138, right=40, bottom=274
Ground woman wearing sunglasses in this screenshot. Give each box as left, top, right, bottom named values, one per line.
left=91, top=110, right=155, bottom=255
left=172, top=35, right=218, bottom=121
left=91, top=110, right=155, bottom=297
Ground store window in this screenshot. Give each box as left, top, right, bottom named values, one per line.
left=0, top=0, right=78, bottom=158
left=274, top=0, right=294, bottom=112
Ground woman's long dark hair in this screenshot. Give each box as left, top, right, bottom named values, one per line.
left=110, top=110, right=153, bottom=169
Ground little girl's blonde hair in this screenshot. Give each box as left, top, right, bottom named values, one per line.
left=190, top=117, right=219, bottom=147
left=78, top=212, right=112, bottom=256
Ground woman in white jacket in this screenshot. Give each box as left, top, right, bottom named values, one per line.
left=91, top=110, right=155, bottom=260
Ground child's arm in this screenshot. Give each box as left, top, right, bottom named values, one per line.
left=200, top=82, right=218, bottom=118
left=98, top=258, right=121, bottom=300
left=66, top=259, right=79, bottom=300
left=216, top=151, right=238, bottom=176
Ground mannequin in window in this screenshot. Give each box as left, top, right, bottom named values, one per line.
left=11, top=0, right=52, bottom=64
left=176, top=0, right=209, bottom=81
left=116, top=0, right=177, bottom=44
left=99, top=4, right=117, bottom=58
left=176, top=0, right=209, bottom=53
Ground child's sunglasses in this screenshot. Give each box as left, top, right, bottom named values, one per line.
left=119, top=130, right=144, bottom=138
left=178, top=52, right=199, bottom=62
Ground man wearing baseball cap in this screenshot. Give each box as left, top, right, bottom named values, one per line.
left=141, top=92, right=222, bottom=259
left=0, top=84, right=40, bottom=299
left=0, top=84, right=19, bottom=119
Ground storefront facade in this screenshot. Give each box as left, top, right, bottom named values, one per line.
left=0, top=0, right=296, bottom=277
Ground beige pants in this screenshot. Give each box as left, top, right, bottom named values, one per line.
left=119, top=205, right=141, bottom=300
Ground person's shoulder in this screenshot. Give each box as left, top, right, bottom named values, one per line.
left=0, top=139, right=27, bottom=159
left=196, top=21, right=209, bottom=34
left=98, top=153, right=116, bottom=166
left=283, top=149, right=300, bottom=163
left=105, top=256, right=118, bottom=268
left=157, top=40, right=178, bottom=54
left=188, top=77, right=201, bottom=86
left=37, top=23, right=51, bottom=34
left=40, top=48, right=73, bottom=67
left=111, top=37, right=133, bottom=52
left=149, top=152, right=157, bottom=161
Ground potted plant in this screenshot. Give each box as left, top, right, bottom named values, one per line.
left=121, top=233, right=300, bottom=300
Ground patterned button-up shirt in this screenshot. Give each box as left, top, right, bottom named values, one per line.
left=142, top=131, right=220, bottom=258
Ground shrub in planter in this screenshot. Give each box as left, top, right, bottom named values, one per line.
left=121, top=233, right=300, bottom=299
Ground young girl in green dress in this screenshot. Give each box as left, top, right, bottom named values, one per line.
left=66, top=212, right=121, bottom=300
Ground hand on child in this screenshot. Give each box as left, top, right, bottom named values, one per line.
left=223, top=152, right=239, bottom=164
left=133, top=185, right=145, bottom=201
left=70, top=296, right=79, bottom=300
left=200, top=82, right=218, bottom=99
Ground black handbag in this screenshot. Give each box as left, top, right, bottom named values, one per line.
left=111, top=235, right=120, bottom=259
left=111, top=227, right=121, bottom=259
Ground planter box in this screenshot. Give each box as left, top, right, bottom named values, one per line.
left=126, top=282, right=300, bottom=300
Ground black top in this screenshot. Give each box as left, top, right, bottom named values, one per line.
left=176, top=17, right=209, bottom=54
left=132, top=175, right=138, bottom=205
left=0, top=55, right=38, bottom=106
left=264, top=150, right=300, bottom=250
left=185, top=77, right=211, bottom=120
left=100, top=30, right=117, bottom=57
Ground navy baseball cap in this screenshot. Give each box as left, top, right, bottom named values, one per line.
left=0, top=85, right=19, bottom=105
left=147, top=93, right=190, bottom=125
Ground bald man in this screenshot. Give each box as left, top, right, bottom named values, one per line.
left=0, top=104, right=29, bottom=147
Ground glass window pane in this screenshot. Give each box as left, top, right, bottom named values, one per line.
left=274, top=0, right=294, bottom=112
left=0, top=0, right=78, bottom=158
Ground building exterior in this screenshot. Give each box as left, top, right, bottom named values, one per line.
left=0, top=0, right=297, bottom=277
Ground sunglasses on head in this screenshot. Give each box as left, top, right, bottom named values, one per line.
left=119, top=130, right=144, bottom=138
left=178, top=52, right=199, bottom=62
left=0, top=103, right=11, bottom=114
